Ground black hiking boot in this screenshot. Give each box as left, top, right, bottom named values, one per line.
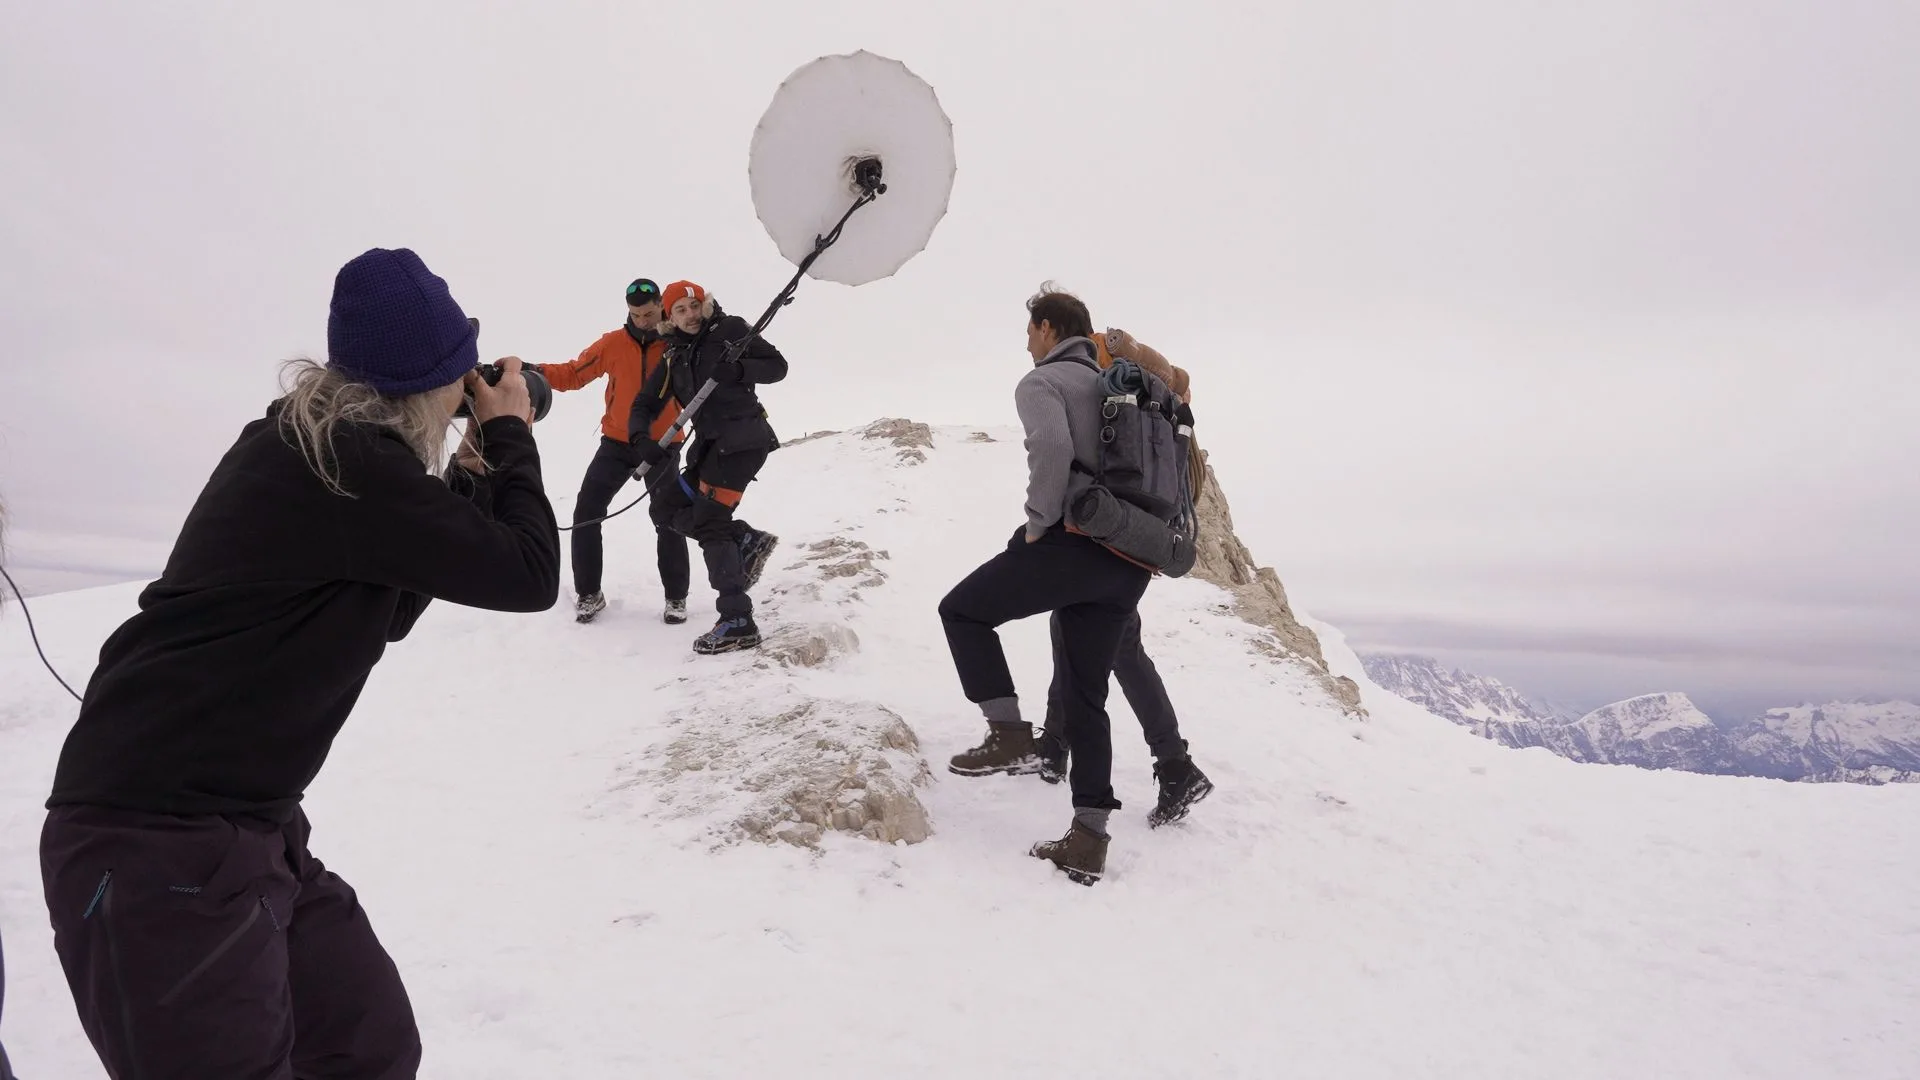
left=692, top=616, right=761, bottom=655
left=1036, top=733, right=1068, bottom=785
left=575, top=591, right=607, bottom=624
left=1030, top=820, right=1108, bottom=886
left=739, top=529, right=780, bottom=589
left=663, top=598, right=688, bottom=625
left=948, top=723, right=1044, bottom=777
left=1147, top=756, right=1214, bottom=827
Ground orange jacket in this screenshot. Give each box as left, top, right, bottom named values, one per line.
left=535, top=323, right=682, bottom=444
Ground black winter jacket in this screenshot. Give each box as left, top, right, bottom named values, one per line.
left=628, top=306, right=787, bottom=454
left=45, top=407, right=561, bottom=819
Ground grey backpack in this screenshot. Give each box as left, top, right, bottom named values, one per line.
left=1065, top=359, right=1199, bottom=576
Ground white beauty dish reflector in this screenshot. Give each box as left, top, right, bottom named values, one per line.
left=749, top=51, right=956, bottom=286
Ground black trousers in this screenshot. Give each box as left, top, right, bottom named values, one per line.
left=41, top=804, right=420, bottom=1079
left=938, top=525, right=1153, bottom=810
left=1042, top=609, right=1186, bottom=761
left=573, top=437, right=690, bottom=601
left=649, top=438, right=770, bottom=620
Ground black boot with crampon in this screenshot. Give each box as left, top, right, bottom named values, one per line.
left=1147, top=755, right=1214, bottom=827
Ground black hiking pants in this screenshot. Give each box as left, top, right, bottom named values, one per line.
left=41, top=804, right=421, bottom=1080
left=649, top=438, right=770, bottom=621
left=573, top=436, right=690, bottom=601
left=1042, top=609, right=1187, bottom=762
left=939, top=525, right=1153, bottom=810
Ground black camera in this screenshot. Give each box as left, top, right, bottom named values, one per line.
left=455, top=317, right=553, bottom=423
left=456, top=360, right=552, bottom=423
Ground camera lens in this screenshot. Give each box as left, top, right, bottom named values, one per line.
left=453, top=363, right=551, bottom=423
left=524, top=368, right=552, bottom=423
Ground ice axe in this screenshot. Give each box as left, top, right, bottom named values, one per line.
left=561, top=50, right=956, bottom=531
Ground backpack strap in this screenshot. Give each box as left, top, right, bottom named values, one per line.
left=1039, top=354, right=1101, bottom=375
left=1036, top=337, right=1103, bottom=375
left=1037, top=342, right=1106, bottom=478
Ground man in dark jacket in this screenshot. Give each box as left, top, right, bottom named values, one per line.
left=937, top=283, right=1154, bottom=886
left=629, top=280, right=785, bottom=655
left=37, top=247, right=560, bottom=1079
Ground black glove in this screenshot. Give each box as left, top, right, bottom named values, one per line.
left=631, top=438, right=670, bottom=473
left=710, top=357, right=745, bottom=385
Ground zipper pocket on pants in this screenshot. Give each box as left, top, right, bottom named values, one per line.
left=92, top=871, right=147, bottom=1080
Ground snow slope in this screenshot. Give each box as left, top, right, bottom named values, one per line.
left=4, top=418, right=1920, bottom=1079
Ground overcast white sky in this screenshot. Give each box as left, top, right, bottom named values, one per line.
left=2, top=1, right=1915, bottom=720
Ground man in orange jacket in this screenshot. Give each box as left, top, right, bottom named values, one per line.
left=533, top=278, right=692, bottom=624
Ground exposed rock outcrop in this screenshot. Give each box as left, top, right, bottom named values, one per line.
left=1189, top=450, right=1366, bottom=716
left=860, top=418, right=935, bottom=463
left=635, top=696, right=933, bottom=849
left=779, top=429, right=841, bottom=449
left=758, top=623, right=861, bottom=669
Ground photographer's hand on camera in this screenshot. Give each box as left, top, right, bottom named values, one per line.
left=466, top=356, right=535, bottom=426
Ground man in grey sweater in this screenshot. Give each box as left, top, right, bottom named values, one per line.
left=936, top=284, right=1154, bottom=885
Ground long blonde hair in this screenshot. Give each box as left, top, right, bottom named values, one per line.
left=274, top=358, right=462, bottom=497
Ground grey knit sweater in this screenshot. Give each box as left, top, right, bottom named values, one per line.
left=1013, top=336, right=1106, bottom=539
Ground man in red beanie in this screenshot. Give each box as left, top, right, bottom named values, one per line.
left=630, top=280, right=786, bottom=654
left=38, top=246, right=560, bottom=1078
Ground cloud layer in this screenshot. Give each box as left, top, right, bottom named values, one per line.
left=3, top=1, right=1915, bottom=713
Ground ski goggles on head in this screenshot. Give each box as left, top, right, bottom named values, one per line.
left=626, top=278, right=661, bottom=304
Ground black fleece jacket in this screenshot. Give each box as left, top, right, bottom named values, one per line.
left=46, top=406, right=561, bottom=819
left=628, top=307, right=787, bottom=453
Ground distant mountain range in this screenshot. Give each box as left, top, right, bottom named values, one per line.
left=1359, top=654, right=1920, bottom=785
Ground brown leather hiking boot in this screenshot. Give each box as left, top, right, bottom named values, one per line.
left=1030, top=820, right=1109, bottom=886
left=948, top=723, right=1044, bottom=777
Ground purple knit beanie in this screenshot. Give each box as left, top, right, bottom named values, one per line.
left=326, top=247, right=478, bottom=396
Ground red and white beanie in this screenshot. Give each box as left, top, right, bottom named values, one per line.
left=659, top=280, right=706, bottom=316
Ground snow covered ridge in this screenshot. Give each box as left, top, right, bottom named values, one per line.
left=595, top=417, right=1366, bottom=852
left=1364, top=655, right=1920, bottom=784
left=8, top=417, right=1920, bottom=1076
left=1358, top=653, right=1572, bottom=727
left=1735, top=701, right=1920, bottom=782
